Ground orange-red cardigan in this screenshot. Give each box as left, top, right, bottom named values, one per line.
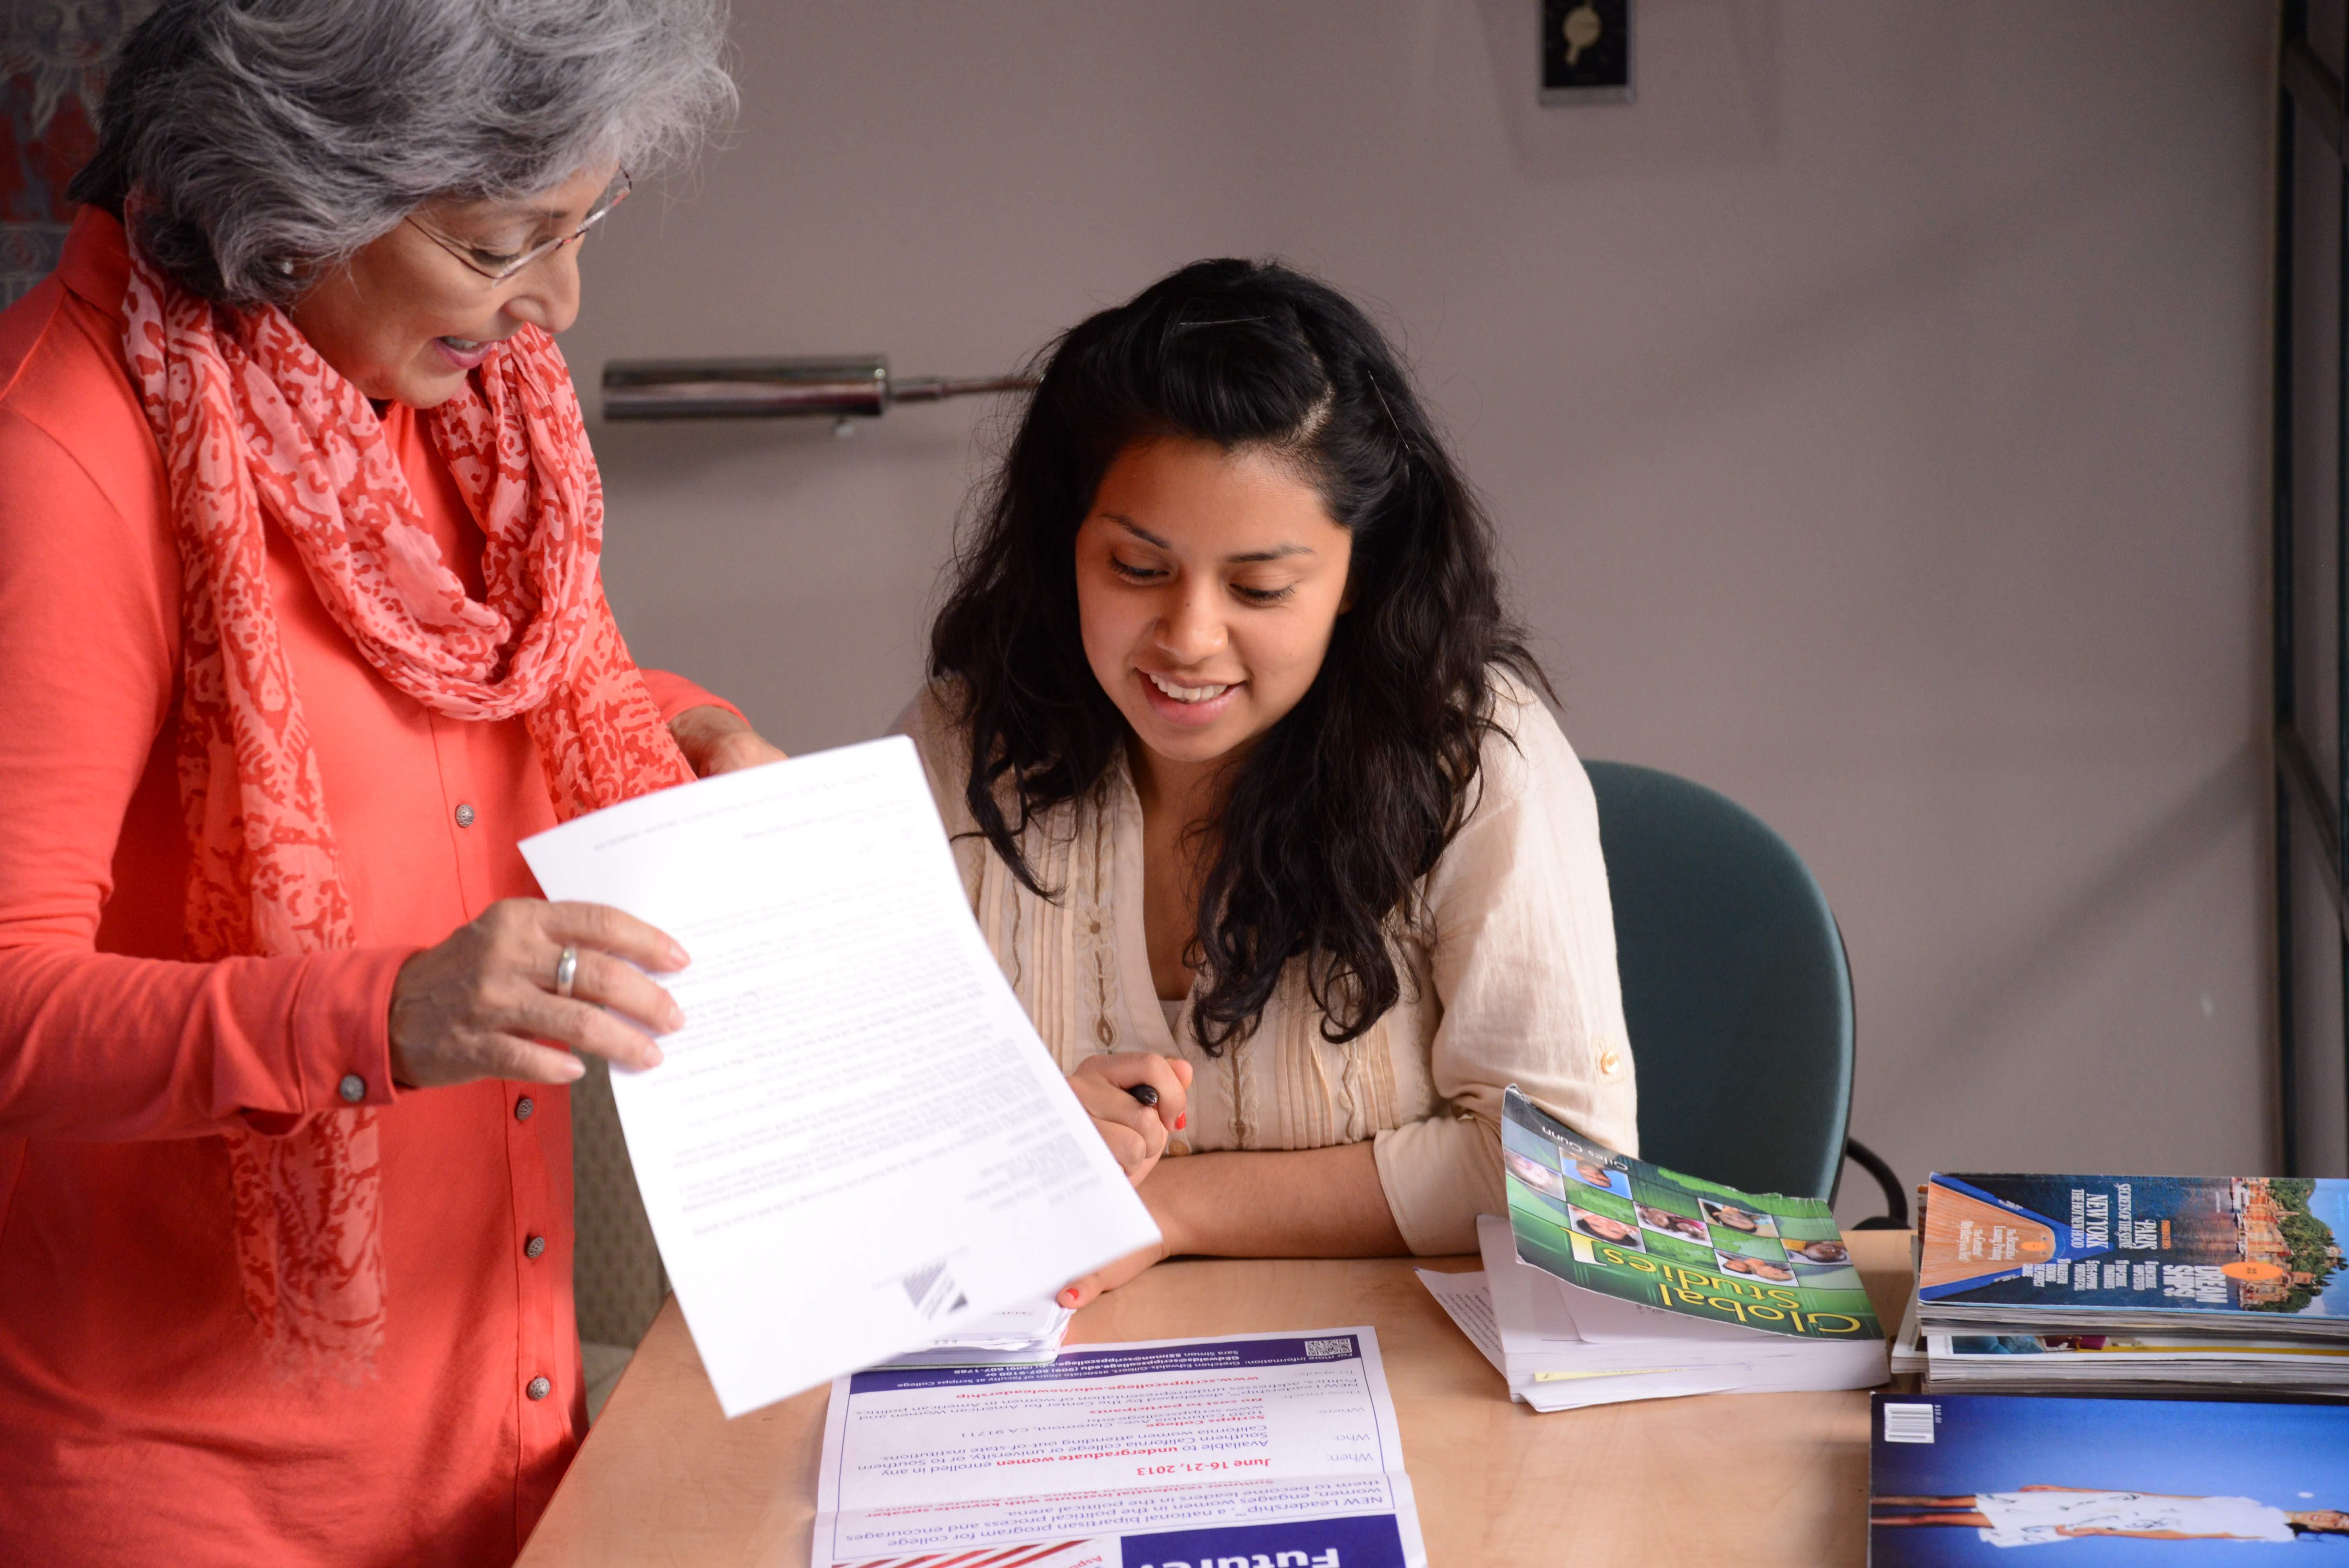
left=0, top=210, right=737, bottom=1566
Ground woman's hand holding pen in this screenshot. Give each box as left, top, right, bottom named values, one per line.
left=1068, top=1051, right=1191, bottom=1186
left=1059, top=1051, right=1190, bottom=1311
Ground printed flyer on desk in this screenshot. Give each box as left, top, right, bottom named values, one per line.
left=1918, top=1172, right=2349, bottom=1322
left=1500, top=1085, right=1882, bottom=1342
left=812, top=1328, right=1426, bottom=1568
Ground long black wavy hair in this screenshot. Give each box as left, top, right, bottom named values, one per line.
left=929, top=258, right=1547, bottom=1054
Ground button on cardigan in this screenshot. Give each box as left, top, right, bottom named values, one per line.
left=0, top=211, right=738, bottom=1567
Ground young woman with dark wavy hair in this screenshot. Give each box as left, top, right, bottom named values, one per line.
left=907, top=258, right=1638, bottom=1304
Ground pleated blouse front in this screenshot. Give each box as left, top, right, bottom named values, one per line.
left=897, top=673, right=1641, bottom=1255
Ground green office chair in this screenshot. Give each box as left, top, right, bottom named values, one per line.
left=1582, top=761, right=1905, bottom=1223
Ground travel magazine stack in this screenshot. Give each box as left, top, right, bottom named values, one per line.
left=1896, top=1171, right=2349, bottom=1396
left=1422, top=1094, right=2349, bottom=1411
left=1395, top=1090, right=2349, bottom=1560
left=1866, top=1172, right=2349, bottom=1563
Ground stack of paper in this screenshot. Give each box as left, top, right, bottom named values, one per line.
left=1417, top=1087, right=1887, bottom=1408
left=1888, top=1289, right=1928, bottom=1377
left=520, top=738, right=1161, bottom=1417
left=871, top=1296, right=1073, bottom=1369
left=1421, top=1216, right=1885, bottom=1409
left=1921, top=1326, right=2349, bottom=1395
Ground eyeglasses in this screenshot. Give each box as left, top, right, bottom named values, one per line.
left=405, top=169, right=633, bottom=283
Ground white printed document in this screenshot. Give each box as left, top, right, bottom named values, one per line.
left=520, top=737, right=1158, bottom=1417
left=813, top=1328, right=1428, bottom=1568
left=1412, top=1267, right=1503, bottom=1374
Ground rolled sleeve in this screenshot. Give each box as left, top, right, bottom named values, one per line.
left=1372, top=678, right=1640, bottom=1252
left=1373, top=1114, right=1508, bottom=1255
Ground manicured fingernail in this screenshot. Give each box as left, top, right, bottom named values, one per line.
left=1176, top=1114, right=1186, bottom=1130
left=664, top=1007, right=684, bottom=1032
left=561, top=1057, right=586, bottom=1082
left=666, top=942, right=690, bottom=968
left=642, top=1044, right=665, bottom=1069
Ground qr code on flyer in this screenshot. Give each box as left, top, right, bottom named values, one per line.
left=1303, top=1337, right=1355, bottom=1359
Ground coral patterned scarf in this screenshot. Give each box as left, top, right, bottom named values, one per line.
left=121, top=247, right=694, bottom=1382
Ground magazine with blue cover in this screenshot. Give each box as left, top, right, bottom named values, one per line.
left=1917, top=1174, right=2349, bottom=1336
left=1869, top=1392, right=2349, bottom=1563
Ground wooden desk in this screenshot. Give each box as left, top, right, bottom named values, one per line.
left=519, top=1230, right=1913, bottom=1568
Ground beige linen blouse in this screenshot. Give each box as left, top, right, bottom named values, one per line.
left=895, top=671, right=1638, bottom=1255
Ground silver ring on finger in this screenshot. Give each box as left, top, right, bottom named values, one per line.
left=554, top=944, right=579, bottom=999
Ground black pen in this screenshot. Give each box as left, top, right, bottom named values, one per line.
left=1126, top=1083, right=1159, bottom=1108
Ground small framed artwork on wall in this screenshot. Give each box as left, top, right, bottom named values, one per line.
left=1540, top=0, right=1632, bottom=106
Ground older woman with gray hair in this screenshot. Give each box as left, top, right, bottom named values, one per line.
left=0, top=2, right=783, bottom=1561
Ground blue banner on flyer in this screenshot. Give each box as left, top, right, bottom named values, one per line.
left=850, top=1333, right=1364, bottom=1394
left=1122, top=1513, right=1409, bottom=1568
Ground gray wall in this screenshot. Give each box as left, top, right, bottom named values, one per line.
left=561, top=1, right=2288, bottom=1214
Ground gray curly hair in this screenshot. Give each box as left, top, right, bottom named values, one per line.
left=68, top=0, right=734, bottom=306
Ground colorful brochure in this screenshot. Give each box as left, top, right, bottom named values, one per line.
left=1500, top=1085, right=1884, bottom=1346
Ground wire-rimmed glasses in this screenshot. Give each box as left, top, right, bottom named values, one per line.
left=406, top=169, right=633, bottom=284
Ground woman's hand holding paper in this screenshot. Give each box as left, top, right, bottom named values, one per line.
left=388, top=899, right=690, bottom=1087
left=668, top=704, right=789, bottom=777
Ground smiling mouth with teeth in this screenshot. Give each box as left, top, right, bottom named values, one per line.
left=1146, top=671, right=1233, bottom=704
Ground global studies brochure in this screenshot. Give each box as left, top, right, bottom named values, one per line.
left=1916, top=1173, right=2349, bottom=1335
left=1501, top=1086, right=1887, bottom=1350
